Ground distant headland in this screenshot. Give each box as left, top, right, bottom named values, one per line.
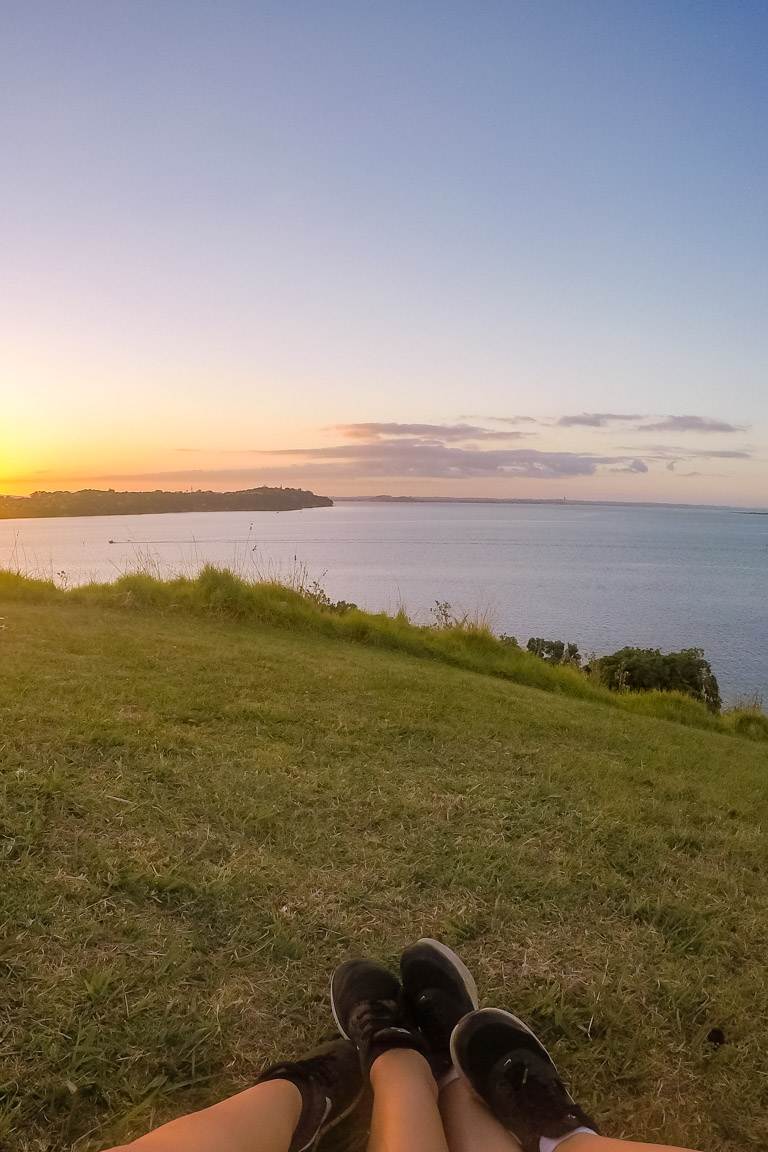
left=0, top=487, right=333, bottom=519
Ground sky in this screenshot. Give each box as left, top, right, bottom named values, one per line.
left=2, top=1, right=766, bottom=506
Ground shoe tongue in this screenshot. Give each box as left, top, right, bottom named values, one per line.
left=351, top=997, right=398, bottom=1035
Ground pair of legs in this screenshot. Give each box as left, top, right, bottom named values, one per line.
left=109, top=1047, right=695, bottom=1152
left=108, top=939, right=700, bottom=1152
left=373, top=1050, right=694, bottom=1152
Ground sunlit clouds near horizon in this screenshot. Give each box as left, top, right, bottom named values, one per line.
left=4, top=411, right=763, bottom=508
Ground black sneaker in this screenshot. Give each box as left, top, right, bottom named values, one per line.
left=256, top=1037, right=363, bottom=1152
left=400, top=938, right=479, bottom=1079
left=451, top=1008, right=598, bottom=1152
left=331, top=958, right=429, bottom=1074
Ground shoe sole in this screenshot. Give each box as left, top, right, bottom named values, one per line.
left=449, top=1006, right=559, bottom=1081
left=404, top=938, right=480, bottom=1008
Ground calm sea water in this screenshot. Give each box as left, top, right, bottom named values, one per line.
left=2, top=502, right=766, bottom=702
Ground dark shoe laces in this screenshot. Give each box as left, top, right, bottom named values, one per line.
left=349, top=997, right=401, bottom=1040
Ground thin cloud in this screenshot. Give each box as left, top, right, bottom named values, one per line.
left=37, top=416, right=755, bottom=491
left=619, top=445, right=751, bottom=460
left=485, top=415, right=540, bottom=425
left=76, top=440, right=653, bottom=484
left=173, top=424, right=531, bottom=455
left=558, top=413, right=643, bottom=428
left=258, top=439, right=650, bottom=479
left=669, top=449, right=749, bottom=459
left=0, top=470, right=55, bottom=485
left=677, top=471, right=729, bottom=478
left=639, top=415, right=747, bottom=434
left=333, top=422, right=525, bottom=442
left=610, top=459, right=649, bottom=474
left=559, top=412, right=748, bottom=434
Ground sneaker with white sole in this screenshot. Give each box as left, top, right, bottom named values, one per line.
left=451, top=1008, right=598, bottom=1152
left=400, top=938, right=479, bottom=1079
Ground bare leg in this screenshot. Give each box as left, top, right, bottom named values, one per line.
left=367, top=1048, right=450, bottom=1152
left=438, top=1086, right=699, bottom=1152
left=107, top=1078, right=302, bottom=1152
left=440, top=1075, right=522, bottom=1152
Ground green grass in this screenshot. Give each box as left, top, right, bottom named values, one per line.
left=1, top=577, right=767, bottom=1151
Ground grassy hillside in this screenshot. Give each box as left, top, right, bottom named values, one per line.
left=2, top=568, right=766, bottom=744
left=1, top=583, right=767, bottom=1150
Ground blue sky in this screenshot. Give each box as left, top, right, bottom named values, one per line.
left=2, top=1, right=766, bottom=503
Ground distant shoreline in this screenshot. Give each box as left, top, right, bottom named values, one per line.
left=2, top=490, right=765, bottom=518
left=334, top=495, right=768, bottom=513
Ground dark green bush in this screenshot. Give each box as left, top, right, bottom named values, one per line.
left=593, top=647, right=722, bottom=712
